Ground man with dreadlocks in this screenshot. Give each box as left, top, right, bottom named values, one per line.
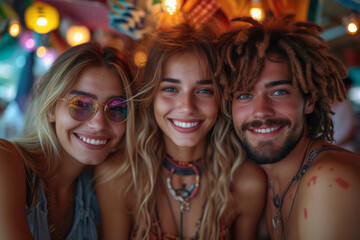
left=216, top=15, right=360, bottom=240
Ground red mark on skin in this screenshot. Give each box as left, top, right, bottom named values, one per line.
left=304, top=208, right=308, bottom=219
left=330, top=168, right=334, bottom=171
left=288, top=192, right=293, bottom=201
left=307, top=176, right=317, bottom=187
left=329, top=184, right=332, bottom=188
left=334, top=178, right=350, bottom=189
left=318, top=166, right=322, bottom=170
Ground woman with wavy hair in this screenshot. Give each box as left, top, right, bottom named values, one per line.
left=97, top=22, right=266, bottom=240
left=0, top=42, right=135, bottom=239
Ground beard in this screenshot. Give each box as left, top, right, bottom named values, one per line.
left=237, top=118, right=304, bottom=165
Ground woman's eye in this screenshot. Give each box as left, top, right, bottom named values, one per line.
left=198, top=88, right=214, bottom=95
left=162, top=87, right=177, bottom=92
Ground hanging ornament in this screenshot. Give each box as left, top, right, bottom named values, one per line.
left=109, top=0, right=148, bottom=40
left=25, top=2, right=60, bottom=34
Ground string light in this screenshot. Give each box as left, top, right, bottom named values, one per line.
left=250, top=0, right=263, bottom=21
left=162, top=0, right=181, bottom=15
left=8, top=20, right=21, bottom=37
left=347, top=21, right=358, bottom=34
left=66, top=25, right=91, bottom=46
left=36, top=46, right=47, bottom=58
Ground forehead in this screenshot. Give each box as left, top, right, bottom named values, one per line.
left=250, top=55, right=292, bottom=87
left=163, top=52, right=209, bottom=78
left=72, top=66, right=124, bottom=95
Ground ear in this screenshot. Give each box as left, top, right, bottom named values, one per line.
left=47, top=106, right=56, bottom=123
left=304, top=97, right=315, bottom=115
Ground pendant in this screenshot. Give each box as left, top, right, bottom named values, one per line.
left=272, top=216, right=279, bottom=229
left=180, top=201, right=190, bottom=212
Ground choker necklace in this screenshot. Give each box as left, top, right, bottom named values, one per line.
left=163, top=154, right=203, bottom=176
left=162, top=154, right=202, bottom=240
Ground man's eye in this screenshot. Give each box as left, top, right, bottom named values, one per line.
left=237, top=94, right=252, bottom=99
left=273, top=89, right=288, bottom=95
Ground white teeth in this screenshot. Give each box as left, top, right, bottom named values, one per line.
left=173, top=120, right=200, bottom=128
left=79, top=136, right=107, bottom=145
left=253, top=127, right=280, bottom=133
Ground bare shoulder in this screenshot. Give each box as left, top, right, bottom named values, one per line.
left=0, top=139, right=32, bottom=238
left=0, top=139, right=25, bottom=178
left=296, top=145, right=360, bottom=240
left=232, top=159, right=267, bottom=196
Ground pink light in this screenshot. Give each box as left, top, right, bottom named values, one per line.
left=19, top=31, right=36, bottom=52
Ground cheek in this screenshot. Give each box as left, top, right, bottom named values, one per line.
left=113, top=123, right=126, bottom=139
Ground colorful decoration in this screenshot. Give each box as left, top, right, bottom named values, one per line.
left=25, top=2, right=60, bottom=34
left=109, top=0, right=148, bottom=40
left=184, top=0, right=219, bottom=25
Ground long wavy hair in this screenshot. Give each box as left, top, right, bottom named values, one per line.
left=12, top=42, right=135, bottom=209
left=131, top=22, right=244, bottom=239
left=216, top=15, right=348, bottom=142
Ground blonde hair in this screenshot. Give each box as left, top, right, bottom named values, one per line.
left=216, top=15, right=348, bottom=141
left=12, top=42, right=135, bottom=208
left=132, top=22, right=244, bottom=239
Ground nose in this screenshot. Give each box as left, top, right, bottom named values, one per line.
left=252, top=95, right=275, bottom=118
left=177, top=92, right=196, bottom=112
left=87, top=106, right=108, bottom=129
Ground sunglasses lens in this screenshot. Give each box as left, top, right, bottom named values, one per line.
left=69, top=95, right=96, bottom=121
left=105, top=98, right=127, bottom=123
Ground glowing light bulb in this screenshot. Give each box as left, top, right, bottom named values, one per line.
left=347, top=22, right=358, bottom=34
left=162, top=0, right=180, bottom=15
left=36, top=46, right=47, bottom=58
left=66, top=26, right=91, bottom=46
left=250, top=8, right=263, bottom=21
left=9, top=20, right=21, bottom=37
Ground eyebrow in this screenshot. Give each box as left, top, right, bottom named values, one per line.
left=162, top=78, right=213, bottom=85
left=265, top=80, right=292, bottom=88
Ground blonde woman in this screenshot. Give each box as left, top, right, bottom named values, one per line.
left=97, top=23, right=266, bottom=240
left=0, top=42, right=134, bottom=239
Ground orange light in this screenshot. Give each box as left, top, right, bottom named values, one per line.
left=66, top=26, right=91, bottom=46
left=25, top=2, right=59, bottom=34
left=162, top=0, right=181, bottom=15
left=8, top=20, right=21, bottom=37
left=347, top=22, right=358, bottom=34
left=36, top=46, right=47, bottom=58
left=250, top=0, right=263, bottom=21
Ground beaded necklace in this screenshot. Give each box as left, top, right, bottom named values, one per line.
left=162, top=154, right=203, bottom=240
left=44, top=180, right=76, bottom=240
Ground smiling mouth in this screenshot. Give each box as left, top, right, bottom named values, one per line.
left=252, top=126, right=281, bottom=133
left=78, top=135, right=108, bottom=145
left=172, top=120, right=200, bottom=128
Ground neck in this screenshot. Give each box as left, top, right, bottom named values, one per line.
left=165, top=143, right=206, bottom=163
left=45, top=153, right=85, bottom=193
left=261, top=134, right=313, bottom=186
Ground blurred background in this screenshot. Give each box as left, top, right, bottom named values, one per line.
left=0, top=0, right=359, bottom=152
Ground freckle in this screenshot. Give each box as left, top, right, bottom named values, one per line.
left=329, top=184, right=332, bottom=188
left=304, top=208, right=308, bottom=219
left=307, top=176, right=317, bottom=187
left=334, top=178, right=350, bottom=189
left=318, top=166, right=322, bottom=170
left=330, top=168, right=334, bottom=171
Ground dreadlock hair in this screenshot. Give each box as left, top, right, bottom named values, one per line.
left=216, top=15, right=348, bottom=142
left=132, top=22, right=244, bottom=239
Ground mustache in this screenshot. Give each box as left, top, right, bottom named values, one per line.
left=241, top=118, right=291, bottom=131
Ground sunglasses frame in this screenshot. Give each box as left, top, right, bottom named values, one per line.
left=60, top=95, right=128, bottom=124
